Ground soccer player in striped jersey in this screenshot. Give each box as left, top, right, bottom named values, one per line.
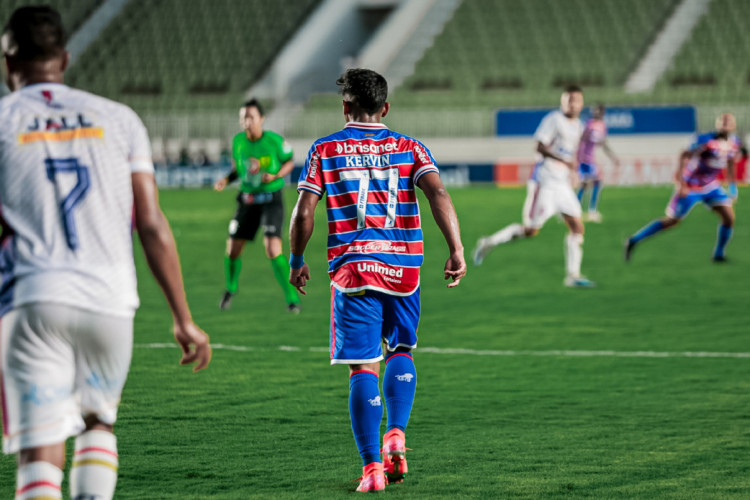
left=576, top=104, right=619, bottom=223
left=473, top=86, right=595, bottom=288
left=289, top=69, right=466, bottom=492
left=0, top=7, right=211, bottom=500
left=625, top=113, right=740, bottom=262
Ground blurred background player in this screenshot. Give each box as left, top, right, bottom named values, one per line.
left=288, top=69, right=466, bottom=492
left=625, top=113, right=740, bottom=263
left=473, top=85, right=595, bottom=288
left=214, top=99, right=301, bottom=312
left=0, top=7, right=211, bottom=500
left=576, top=104, right=619, bottom=223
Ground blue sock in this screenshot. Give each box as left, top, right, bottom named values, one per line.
left=383, top=353, right=417, bottom=432
left=589, top=181, right=601, bottom=212
left=713, top=224, right=733, bottom=259
left=349, top=370, right=383, bottom=465
left=577, top=185, right=585, bottom=203
left=630, top=220, right=665, bottom=244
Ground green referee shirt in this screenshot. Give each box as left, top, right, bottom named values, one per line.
left=232, top=130, right=293, bottom=194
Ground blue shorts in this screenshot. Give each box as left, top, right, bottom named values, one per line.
left=329, top=287, right=420, bottom=365
left=578, top=163, right=600, bottom=181
left=666, top=186, right=732, bottom=219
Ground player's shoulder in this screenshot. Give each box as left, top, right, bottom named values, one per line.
left=262, top=130, right=284, bottom=142
left=69, top=86, right=141, bottom=120
left=542, top=109, right=562, bottom=122
left=694, top=131, right=715, bottom=144
left=309, top=129, right=348, bottom=152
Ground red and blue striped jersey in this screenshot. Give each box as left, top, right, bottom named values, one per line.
left=683, top=132, right=741, bottom=190
left=298, top=122, right=439, bottom=296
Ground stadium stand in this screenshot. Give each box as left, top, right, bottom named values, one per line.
left=0, top=0, right=103, bottom=36
left=66, top=0, right=320, bottom=113
left=289, top=0, right=685, bottom=137
left=395, top=0, right=678, bottom=105
left=654, top=0, right=750, bottom=105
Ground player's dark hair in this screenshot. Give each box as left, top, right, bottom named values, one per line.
left=336, top=68, right=388, bottom=115
left=564, top=84, right=583, bottom=94
left=2, top=6, right=66, bottom=61
left=243, top=98, right=264, bottom=116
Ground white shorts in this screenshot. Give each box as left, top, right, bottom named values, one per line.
left=1, top=303, right=133, bottom=454
left=522, top=180, right=582, bottom=229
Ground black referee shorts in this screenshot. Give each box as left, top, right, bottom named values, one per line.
left=228, top=190, right=284, bottom=241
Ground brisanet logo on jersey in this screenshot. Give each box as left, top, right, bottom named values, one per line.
left=335, top=142, right=397, bottom=155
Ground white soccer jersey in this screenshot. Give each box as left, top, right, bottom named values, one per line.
left=0, top=83, right=154, bottom=318
left=533, top=110, right=584, bottom=184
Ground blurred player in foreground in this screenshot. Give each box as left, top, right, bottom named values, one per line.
left=289, top=69, right=466, bottom=492
left=214, top=99, right=301, bottom=312
left=473, top=85, right=595, bottom=288
left=625, top=113, right=739, bottom=262
left=0, top=7, right=211, bottom=500
left=576, top=104, right=619, bottom=222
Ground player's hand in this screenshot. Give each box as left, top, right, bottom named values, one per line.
left=290, top=263, right=311, bottom=295
left=213, top=177, right=228, bottom=191
left=262, top=172, right=277, bottom=183
left=444, top=251, right=466, bottom=288
left=174, top=321, right=212, bottom=372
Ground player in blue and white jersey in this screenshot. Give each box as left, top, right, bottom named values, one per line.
left=0, top=7, right=211, bottom=500
left=473, top=85, right=595, bottom=288
left=625, top=113, right=740, bottom=262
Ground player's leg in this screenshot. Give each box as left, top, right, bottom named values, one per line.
left=576, top=180, right=587, bottom=203
left=2, top=304, right=86, bottom=500
left=556, top=184, right=594, bottom=287
left=69, top=309, right=132, bottom=500
left=381, top=289, right=420, bottom=483
left=587, top=177, right=603, bottom=222
left=561, top=215, right=594, bottom=287
left=625, top=189, right=693, bottom=261
left=221, top=201, right=259, bottom=310
left=69, top=418, right=118, bottom=500
left=472, top=181, right=543, bottom=266
left=330, top=289, right=386, bottom=491
left=711, top=203, right=735, bottom=262
left=261, top=194, right=301, bottom=312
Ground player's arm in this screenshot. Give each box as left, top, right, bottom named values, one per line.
left=417, top=172, right=466, bottom=288
left=536, top=141, right=575, bottom=170
left=214, top=159, right=238, bottom=191
left=601, top=140, right=620, bottom=166
left=675, top=150, right=692, bottom=196
left=132, top=172, right=211, bottom=371
left=288, top=190, right=320, bottom=294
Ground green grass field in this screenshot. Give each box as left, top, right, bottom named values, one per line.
left=2, top=186, right=749, bottom=499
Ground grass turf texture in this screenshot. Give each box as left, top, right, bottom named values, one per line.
left=1, top=186, right=749, bottom=498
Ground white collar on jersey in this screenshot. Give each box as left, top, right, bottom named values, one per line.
left=345, top=121, right=388, bottom=129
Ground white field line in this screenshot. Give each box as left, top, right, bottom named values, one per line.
left=134, top=343, right=750, bottom=359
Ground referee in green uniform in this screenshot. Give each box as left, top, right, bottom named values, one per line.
left=214, top=99, right=301, bottom=312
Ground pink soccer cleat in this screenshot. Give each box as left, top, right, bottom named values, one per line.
left=382, top=428, right=408, bottom=483
left=355, top=461, right=386, bottom=493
